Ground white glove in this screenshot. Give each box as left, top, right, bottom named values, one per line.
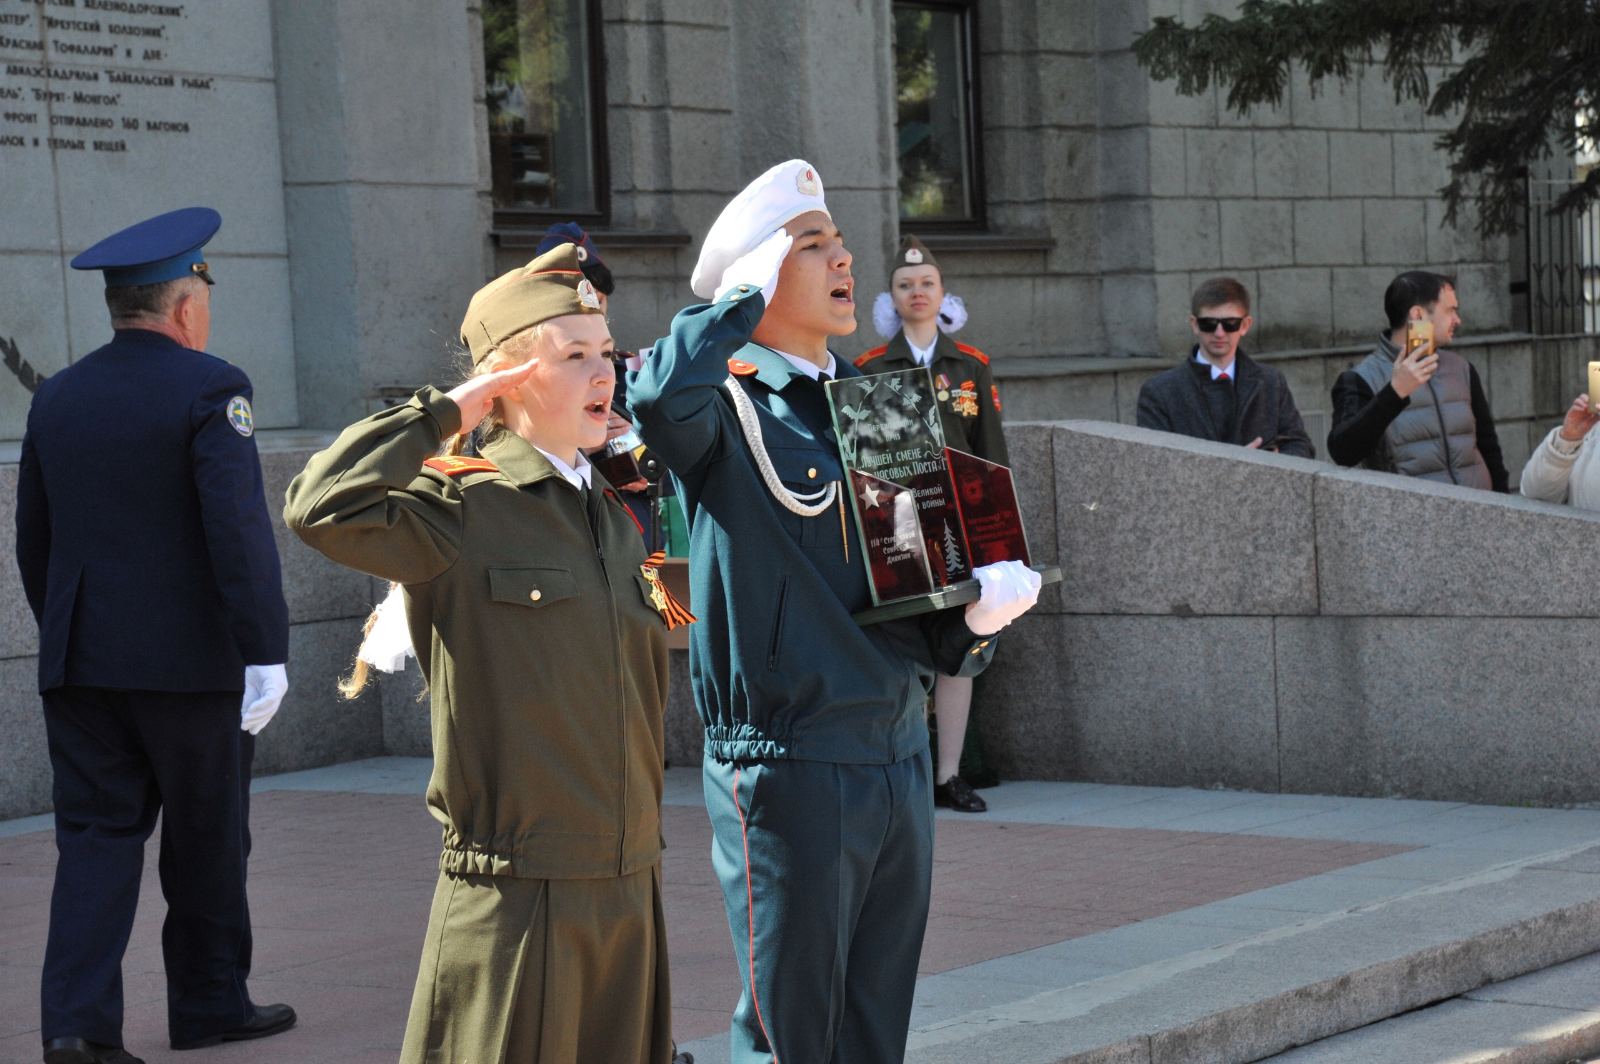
left=964, top=561, right=1042, bottom=637
left=715, top=229, right=792, bottom=305
left=241, top=663, right=289, bottom=735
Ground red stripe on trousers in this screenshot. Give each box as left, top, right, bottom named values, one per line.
left=732, top=765, right=780, bottom=1062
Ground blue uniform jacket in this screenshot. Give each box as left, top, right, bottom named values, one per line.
left=630, top=289, right=996, bottom=765
left=15, top=328, right=289, bottom=693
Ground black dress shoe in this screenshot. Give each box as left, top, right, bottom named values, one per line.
left=171, top=1004, right=296, bottom=1051
left=42, top=1038, right=144, bottom=1064
left=933, top=775, right=987, bottom=813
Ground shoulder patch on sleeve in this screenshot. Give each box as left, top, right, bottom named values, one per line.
left=424, top=456, right=500, bottom=477
left=854, top=345, right=890, bottom=369
left=954, top=342, right=990, bottom=365
left=728, top=358, right=760, bottom=376
left=225, top=396, right=254, bottom=436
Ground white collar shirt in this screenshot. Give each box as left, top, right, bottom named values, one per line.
left=1193, top=348, right=1237, bottom=381
left=773, top=348, right=839, bottom=381
left=533, top=445, right=594, bottom=491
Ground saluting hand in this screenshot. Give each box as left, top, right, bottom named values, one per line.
left=445, top=358, right=539, bottom=427
left=1391, top=342, right=1438, bottom=399
left=716, top=229, right=792, bottom=306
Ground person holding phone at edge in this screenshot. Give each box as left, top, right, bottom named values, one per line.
left=1520, top=386, right=1600, bottom=508
left=629, top=159, right=1042, bottom=1064
left=1327, top=270, right=1507, bottom=491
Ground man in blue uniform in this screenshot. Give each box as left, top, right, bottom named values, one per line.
left=631, top=161, right=1040, bottom=1063
left=15, top=208, right=295, bottom=1064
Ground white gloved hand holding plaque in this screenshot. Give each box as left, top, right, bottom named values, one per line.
left=963, top=561, right=1042, bottom=637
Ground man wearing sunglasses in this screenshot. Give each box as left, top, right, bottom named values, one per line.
left=1136, top=277, right=1314, bottom=458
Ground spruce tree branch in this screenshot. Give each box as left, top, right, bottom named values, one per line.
left=1132, top=0, right=1598, bottom=238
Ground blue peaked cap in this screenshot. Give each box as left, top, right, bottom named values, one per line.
left=534, top=221, right=604, bottom=268
left=70, top=206, right=221, bottom=287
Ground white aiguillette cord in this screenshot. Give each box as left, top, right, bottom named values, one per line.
left=722, top=374, right=839, bottom=517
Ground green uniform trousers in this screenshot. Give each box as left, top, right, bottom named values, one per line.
left=703, top=752, right=934, bottom=1063
left=400, top=865, right=672, bottom=1064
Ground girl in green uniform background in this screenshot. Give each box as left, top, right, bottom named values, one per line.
left=284, top=244, right=680, bottom=1064
left=857, top=235, right=1011, bottom=814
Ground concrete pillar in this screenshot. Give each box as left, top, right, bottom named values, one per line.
left=270, top=0, right=492, bottom=429
left=725, top=0, right=900, bottom=333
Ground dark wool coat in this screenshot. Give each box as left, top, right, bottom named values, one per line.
left=1135, top=349, right=1315, bottom=459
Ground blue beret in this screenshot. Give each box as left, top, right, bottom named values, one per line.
left=534, top=221, right=604, bottom=269
left=70, top=206, right=221, bottom=287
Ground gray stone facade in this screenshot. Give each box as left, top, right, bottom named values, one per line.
left=0, top=0, right=1553, bottom=440
left=1, top=1, right=1589, bottom=816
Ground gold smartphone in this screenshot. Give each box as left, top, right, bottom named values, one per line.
left=1587, top=361, right=1600, bottom=410
left=1405, top=319, right=1434, bottom=358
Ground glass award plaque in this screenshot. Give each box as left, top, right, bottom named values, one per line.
left=827, top=367, right=1060, bottom=624
left=849, top=470, right=936, bottom=600
left=946, top=447, right=1030, bottom=568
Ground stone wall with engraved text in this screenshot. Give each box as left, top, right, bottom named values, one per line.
left=0, top=0, right=294, bottom=440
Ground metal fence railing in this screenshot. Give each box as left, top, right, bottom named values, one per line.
left=1521, top=170, right=1600, bottom=336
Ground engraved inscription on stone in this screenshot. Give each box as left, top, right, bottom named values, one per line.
left=1, top=0, right=208, bottom=156
left=0, top=0, right=291, bottom=441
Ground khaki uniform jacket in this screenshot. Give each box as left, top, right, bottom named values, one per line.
left=284, top=387, right=669, bottom=880
left=855, top=331, right=1010, bottom=466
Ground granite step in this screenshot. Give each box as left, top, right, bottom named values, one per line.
left=1261, top=951, right=1600, bottom=1063
left=887, top=843, right=1600, bottom=1064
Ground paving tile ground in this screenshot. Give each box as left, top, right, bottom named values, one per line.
left=4, top=757, right=1593, bottom=1064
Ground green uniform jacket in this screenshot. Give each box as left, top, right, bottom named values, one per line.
left=629, top=289, right=996, bottom=765
left=283, top=388, right=669, bottom=880
left=855, top=331, right=1010, bottom=466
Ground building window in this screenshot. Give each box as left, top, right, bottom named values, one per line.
left=484, top=0, right=608, bottom=221
left=892, top=1, right=983, bottom=226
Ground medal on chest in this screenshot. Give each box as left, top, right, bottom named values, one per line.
left=950, top=379, right=980, bottom=418
left=639, top=550, right=695, bottom=630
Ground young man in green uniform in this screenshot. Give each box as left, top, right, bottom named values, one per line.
left=630, top=160, right=1040, bottom=1063
left=857, top=234, right=1011, bottom=813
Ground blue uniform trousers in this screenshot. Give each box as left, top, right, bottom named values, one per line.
left=40, top=687, right=254, bottom=1046
left=703, top=752, right=933, bottom=1063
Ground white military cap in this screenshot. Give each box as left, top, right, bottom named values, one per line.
left=690, top=159, right=828, bottom=299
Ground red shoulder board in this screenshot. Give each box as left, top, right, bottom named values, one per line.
left=728, top=358, right=759, bottom=376
left=424, top=456, right=499, bottom=477
left=854, top=345, right=890, bottom=369
left=954, top=342, right=990, bottom=365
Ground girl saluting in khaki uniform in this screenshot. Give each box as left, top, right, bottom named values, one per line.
left=284, top=243, right=682, bottom=1064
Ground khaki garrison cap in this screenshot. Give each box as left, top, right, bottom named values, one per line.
left=459, top=243, right=604, bottom=365
left=890, top=234, right=940, bottom=282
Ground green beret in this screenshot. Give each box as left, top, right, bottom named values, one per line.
left=890, top=234, right=940, bottom=283
left=459, top=243, right=604, bottom=365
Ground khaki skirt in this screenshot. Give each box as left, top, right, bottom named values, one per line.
left=400, top=864, right=672, bottom=1064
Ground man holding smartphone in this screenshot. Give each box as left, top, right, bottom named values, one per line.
left=1135, top=276, right=1314, bottom=457
left=1327, top=270, right=1507, bottom=491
